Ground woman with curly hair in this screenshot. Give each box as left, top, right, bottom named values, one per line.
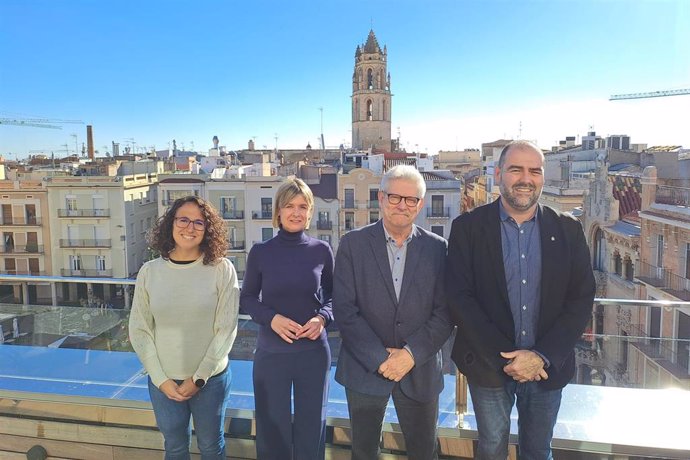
left=241, top=178, right=334, bottom=460
left=129, top=196, right=239, bottom=459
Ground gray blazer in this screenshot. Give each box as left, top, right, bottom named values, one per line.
left=333, top=221, right=452, bottom=402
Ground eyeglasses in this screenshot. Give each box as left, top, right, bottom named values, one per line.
left=174, top=217, right=206, bottom=231
left=385, top=192, right=421, bottom=207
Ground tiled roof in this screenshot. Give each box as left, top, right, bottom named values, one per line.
left=384, top=158, right=416, bottom=171
left=609, top=174, right=641, bottom=219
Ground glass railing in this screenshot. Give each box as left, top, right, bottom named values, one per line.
left=0, top=297, right=689, bottom=458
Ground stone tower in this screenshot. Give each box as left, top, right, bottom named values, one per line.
left=352, top=30, right=392, bottom=152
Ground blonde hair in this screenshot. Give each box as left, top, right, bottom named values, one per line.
left=272, top=177, right=315, bottom=229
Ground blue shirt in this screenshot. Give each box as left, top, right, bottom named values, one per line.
left=499, top=202, right=542, bottom=351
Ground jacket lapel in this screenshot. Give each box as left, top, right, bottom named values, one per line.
left=486, top=200, right=510, bottom=307
left=398, top=225, right=422, bottom=305
left=369, top=221, right=398, bottom=305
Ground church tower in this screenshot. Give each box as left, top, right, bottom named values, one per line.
left=352, top=30, right=392, bottom=152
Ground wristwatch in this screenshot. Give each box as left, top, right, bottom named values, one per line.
left=193, top=374, right=206, bottom=389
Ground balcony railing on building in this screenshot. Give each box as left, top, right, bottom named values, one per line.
left=0, top=216, right=42, bottom=225
left=427, top=207, right=451, bottom=218
left=60, top=268, right=114, bottom=277
left=0, top=244, right=44, bottom=254
left=57, top=209, right=110, bottom=218
left=251, top=210, right=272, bottom=220
left=636, top=261, right=668, bottom=288
left=59, top=239, right=112, bottom=248
left=0, top=270, right=45, bottom=275
left=317, top=220, right=333, bottom=230
left=656, top=185, right=690, bottom=207
left=222, top=210, right=245, bottom=220
left=367, top=200, right=380, bottom=209
left=228, top=240, right=246, bottom=251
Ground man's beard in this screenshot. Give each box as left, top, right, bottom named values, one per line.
left=500, top=182, right=540, bottom=211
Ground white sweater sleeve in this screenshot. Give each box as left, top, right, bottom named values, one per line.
left=194, top=259, right=240, bottom=380
left=128, top=263, right=169, bottom=387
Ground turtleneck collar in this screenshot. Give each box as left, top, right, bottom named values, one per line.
left=277, top=228, right=309, bottom=245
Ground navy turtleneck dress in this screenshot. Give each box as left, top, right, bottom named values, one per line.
left=240, top=229, right=334, bottom=460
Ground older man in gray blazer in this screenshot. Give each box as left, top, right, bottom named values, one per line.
left=334, top=165, right=452, bottom=460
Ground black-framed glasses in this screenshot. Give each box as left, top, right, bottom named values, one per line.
left=385, top=192, right=421, bottom=207
left=174, top=217, right=206, bottom=231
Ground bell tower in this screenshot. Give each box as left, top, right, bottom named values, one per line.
left=352, top=30, right=392, bottom=152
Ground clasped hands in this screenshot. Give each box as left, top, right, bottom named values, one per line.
left=271, top=313, right=325, bottom=343
left=378, top=347, right=415, bottom=382
left=158, top=377, right=199, bottom=401
left=501, top=349, right=549, bottom=383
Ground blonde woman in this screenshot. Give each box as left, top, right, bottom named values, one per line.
left=241, top=178, right=334, bottom=460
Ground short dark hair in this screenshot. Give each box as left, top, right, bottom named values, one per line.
left=497, top=140, right=543, bottom=168
left=148, top=196, right=227, bottom=265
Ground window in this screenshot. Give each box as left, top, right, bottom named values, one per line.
left=66, top=196, right=77, bottom=215
left=369, top=188, right=379, bottom=208
left=69, top=255, right=82, bottom=271
left=431, top=226, right=444, bottom=238
left=685, top=243, right=690, bottom=279
left=220, top=196, right=239, bottom=218
left=261, top=228, right=273, bottom=242
left=345, top=212, right=355, bottom=231
left=369, top=211, right=379, bottom=224
left=96, top=256, right=106, bottom=271
left=624, top=257, right=634, bottom=281
left=657, top=234, right=664, bottom=267
left=319, top=234, right=332, bottom=245
left=593, top=228, right=605, bottom=270
left=345, top=189, right=355, bottom=209
left=261, top=197, right=272, bottom=219
left=366, top=99, right=373, bottom=121
left=431, top=195, right=445, bottom=217
left=614, top=253, right=622, bottom=276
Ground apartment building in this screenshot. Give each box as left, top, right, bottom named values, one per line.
left=0, top=178, right=51, bottom=304
left=415, top=170, right=461, bottom=240
left=46, top=173, right=158, bottom=305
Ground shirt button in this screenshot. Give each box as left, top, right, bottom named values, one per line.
left=520, top=229, right=524, bottom=234
left=521, top=254, right=525, bottom=259
left=522, top=330, right=526, bottom=336
left=396, top=321, right=401, bottom=326
left=522, top=279, right=527, bottom=284
left=522, top=305, right=527, bottom=310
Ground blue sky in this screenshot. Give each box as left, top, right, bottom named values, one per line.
left=1, top=0, right=689, bottom=159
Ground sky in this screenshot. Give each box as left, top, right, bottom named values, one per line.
left=1, top=0, right=689, bottom=159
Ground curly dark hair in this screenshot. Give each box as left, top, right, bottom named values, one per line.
left=148, top=196, right=227, bottom=265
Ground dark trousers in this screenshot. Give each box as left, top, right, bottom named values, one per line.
left=346, top=385, right=439, bottom=460
left=253, top=346, right=331, bottom=460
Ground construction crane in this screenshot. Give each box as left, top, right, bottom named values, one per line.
left=0, top=117, right=84, bottom=129
left=610, top=88, right=690, bottom=101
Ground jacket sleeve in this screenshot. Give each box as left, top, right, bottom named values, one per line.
left=533, top=218, right=595, bottom=369
left=333, top=234, right=390, bottom=373
left=404, top=239, right=453, bottom=366
left=446, top=216, right=514, bottom=366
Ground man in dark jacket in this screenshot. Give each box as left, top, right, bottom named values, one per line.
left=446, top=140, right=595, bottom=460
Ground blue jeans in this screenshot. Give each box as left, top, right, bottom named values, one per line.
left=148, top=368, right=231, bottom=460
left=469, top=381, right=562, bottom=460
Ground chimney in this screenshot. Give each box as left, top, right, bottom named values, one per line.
left=87, top=125, right=95, bottom=160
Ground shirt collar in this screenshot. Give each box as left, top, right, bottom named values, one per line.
left=498, top=200, right=540, bottom=224
left=383, top=223, right=415, bottom=244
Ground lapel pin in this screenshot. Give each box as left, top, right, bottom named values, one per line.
left=551, top=236, right=556, bottom=241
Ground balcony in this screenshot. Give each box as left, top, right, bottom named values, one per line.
left=656, top=185, right=690, bottom=207
left=635, top=261, right=668, bottom=288
left=57, top=209, right=110, bottom=218
left=60, top=268, right=113, bottom=277
left=251, top=210, right=272, bottom=220
left=664, top=271, right=690, bottom=301
left=228, top=240, right=246, bottom=251
left=0, top=270, right=45, bottom=275
left=0, top=297, right=689, bottom=459
left=222, top=210, right=245, bottom=220
left=59, top=239, right=112, bottom=248
left=317, top=220, right=333, bottom=230
left=0, top=244, right=44, bottom=254
left=367, top=200, right=380, bottom=209
left=426, top=206, right=451, bottom=218
left=0, top=216, right=42, bottom=226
